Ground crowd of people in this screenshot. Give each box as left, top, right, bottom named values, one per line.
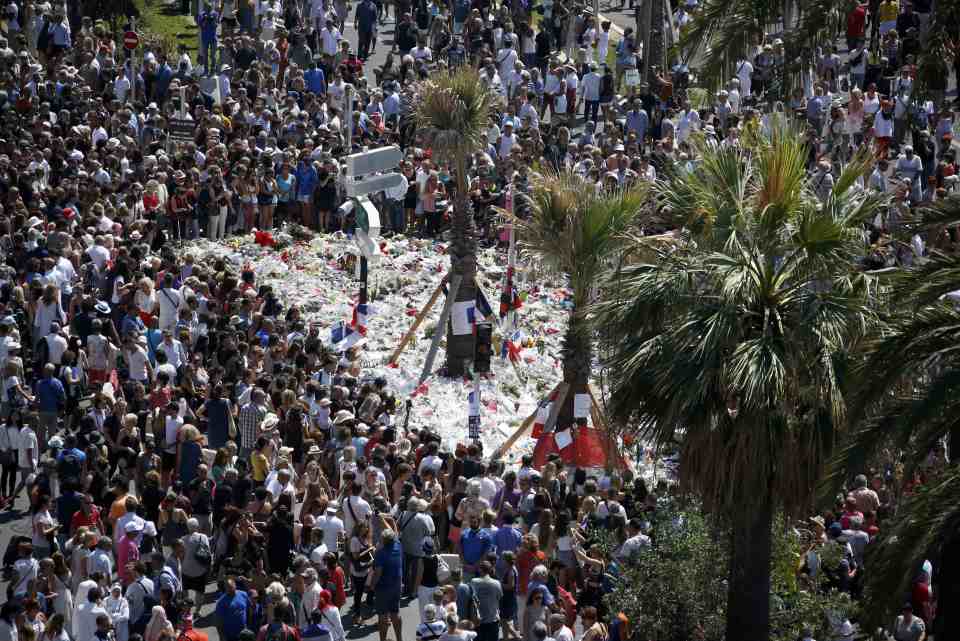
left=0, top=0, right=953, bottom=640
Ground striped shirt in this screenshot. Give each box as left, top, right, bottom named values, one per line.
left=238, top=402, right=267, bottom=449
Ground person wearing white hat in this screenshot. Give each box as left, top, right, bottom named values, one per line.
left=314, top=504, right=345, bottom=556
left=105, top=583, right=131, bottom=641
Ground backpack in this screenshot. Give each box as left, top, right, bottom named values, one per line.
left=57, top=453, right=81, bottom=481
left=194, top=535, right=212, bottom=567
left=132, top=580, right=159, bottom=634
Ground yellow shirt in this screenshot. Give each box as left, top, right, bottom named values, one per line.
left=251, top=452, right=269, bottom=482
left=878, top=0, right=899, bottom=23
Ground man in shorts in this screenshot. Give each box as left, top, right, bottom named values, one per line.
left=371, top=529, right=403, bottom=641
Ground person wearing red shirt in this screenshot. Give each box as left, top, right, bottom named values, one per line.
left=839, top=496, right=864, bottom=530
left=322, top=552, right=347, bottom=607
left=70, top=495, right=103, bottom=536
left=178, top=611, right=209, bottom=641
left=846, top=2, right=867, bottom=50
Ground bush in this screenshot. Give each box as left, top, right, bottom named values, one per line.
left=603, top=503, right=858, bottom=641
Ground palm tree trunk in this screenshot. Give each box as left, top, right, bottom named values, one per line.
left=726, top=500, right=773, bottom=641
left=556, top=310, right=592, bottom=429
left=445, top=152, right=478, bottom=378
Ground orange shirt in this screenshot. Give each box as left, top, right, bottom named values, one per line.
left=109, top=493, right=129, bottom=524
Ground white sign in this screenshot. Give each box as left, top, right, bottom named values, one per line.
left=345, top=172, right=405, bottom=198
left=573, top=393, right=591, bottom=419
left=451, top=300, right=476, bottom=336
left=346, top=145, right=403, bottom=176
left=554, top=429, right=573, bottom=450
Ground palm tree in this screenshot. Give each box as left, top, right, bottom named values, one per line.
left=511, top=173, right=649, bottom=439
left=828, top=197, right=960, bottom=633
left=413, top=68, right=498, bottom=377
left=592, top=125, right=887, bottom=640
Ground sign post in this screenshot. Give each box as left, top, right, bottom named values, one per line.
left=123, top=30, right=139, bottom=50
left=124, top=22, right=138, bottom=104
left=344, top=141, right=402, bottom=336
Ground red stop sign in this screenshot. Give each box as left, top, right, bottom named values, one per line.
left=123, top=31, right=139, bottom=50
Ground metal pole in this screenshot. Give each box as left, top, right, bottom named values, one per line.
left=471, top=370, right=481, bottom=444
left=344, top=83, right=354, bottom=151
left=359, top=253, right=368, bottom=309
left=129, top=18, right=136, bottom=104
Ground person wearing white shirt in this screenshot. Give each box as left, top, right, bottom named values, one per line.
left=105, top=584, right=131, bottom=641
left=728, top=81, right=741, bottom=114
left=897, top=146, right=923, bottom=202
left=314, top=505, right=346, bottom=551
left=159, top=333, right=187, bottom=370
left=617, top=519, right=652, bottom=563
left=480, top=66, right=505, bottom=96
left=519, top=100, right=539, bottom=130
left=43, top=327, right=68, bottom=366
left=579, top=63, right=602, bottom=122
left=868, top=160, right=889, bottom=193
left=114, top=72, right=132, bottom=103
left=676, top=104, right=701, bottom=143
left=496, top=39, right=518, bottom=81
left=86, top=238, right=111, bottom=271
left=74, top=587, right=109, bottom=641
left=320, top=21, right=341, bottom=56
left=299, top=569, right=324, bottom=627
left=156, top=275, right=182, bottom=333
left=340, top=489, right=372, bottom=535
left=412, top=44, right=432, bottom=62
left=735, top=58, right=753, bottom=96
left=498, top=123, right=518, bottom=158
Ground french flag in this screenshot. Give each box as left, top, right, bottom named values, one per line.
left=476, top=289, right=494, bottom=319
left=500, top=329, right=523, bottom=362
left=531, top=398, right=553, bottom=439
left=330, top=321, right=355, bottom=344
left=351, top=303, right=369, bottom=335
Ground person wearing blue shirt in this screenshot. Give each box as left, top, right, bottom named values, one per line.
left=153, top=59, right=174, bottom=103
left=196, top=3, right=221, bottom=76
left=383, top=85, right=401, bottom=120
left=625, top=101, right=649, bottom=148
left=295, top=155, right=319, bottom=228
left=56, top=434, right=88, bottom=468
left=493, top=513, right=523, bottom=574
left=460, top=514, right=494, bottom=579
left=372, top=529, right=403, bottom=641
left=35, top=363, right=65, bottom=445
left=355, top=0, right=378, bottom=60
left=215, top=578, right=250, bottom=641
left=305, top=62, right=327, bottom=95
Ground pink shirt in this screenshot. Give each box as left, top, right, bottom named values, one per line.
left=117, top=535, right=140, bottom=585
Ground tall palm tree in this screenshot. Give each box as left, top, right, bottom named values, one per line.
left=413, top=68, right=498, bottom=377
left=829, top=197, right=960, bottom=633
left=592, top=125, right=886, bottom=640
left=511, top=174, right=649, bottom=437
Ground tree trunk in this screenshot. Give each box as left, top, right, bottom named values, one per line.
left=556, top=310, right=592, bottom=430
left=726, top=501, right=773, bottom=641
left=647, top=0, right=666, bottom=83
left=445, top=153, right=478, bottom=378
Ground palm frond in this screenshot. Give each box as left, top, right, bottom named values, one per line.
left=594, top=125, right=880, bottom=519
left=861, top=472, right=960, bottom=629
left=412, top=67, right=498, bottom=167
